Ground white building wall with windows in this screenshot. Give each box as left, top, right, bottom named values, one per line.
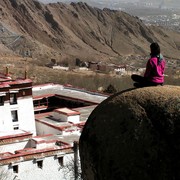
left=0, top=102, right=14, bottom=132
left=0, top=153, right=74, bottom=180
left=0, top=96, right=36, bottom=135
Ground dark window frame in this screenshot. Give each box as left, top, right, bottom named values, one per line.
left=37, top=160, right=43, bottom=169
left=13, top=165, right=18, bottom=173
left=10, top=93, right=17, bottom=105
left=13, top=126, right=19, bottom=130
left=0, top=96, right=4, bottom=106
left=58, top=157, right=64, bottom=166
left=11, top=110, right=18, bottom=122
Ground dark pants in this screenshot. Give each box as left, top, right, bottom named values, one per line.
left=131, top=74, right=163, bottom=88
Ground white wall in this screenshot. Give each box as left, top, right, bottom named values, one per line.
left=36, top=121, right=61, bottom=136
left=0, top=96, right=36, bottom=135
left=53, top=112, right=80, bottom=123
left=0, top=153, right=76, bottom=180
left=17, top=97, right=36, bottom=135
left=0, top=102, right=14, bottom=131
left=53, top=112, right=67, bottom=122
left=67, top=115, right=80, bottom=124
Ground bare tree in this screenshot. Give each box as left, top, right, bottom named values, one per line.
left=59, top=142, right=82, bottom=180
left=0, top=168, right=9, bottom=180
left=59, top=156, right=82, bottom=180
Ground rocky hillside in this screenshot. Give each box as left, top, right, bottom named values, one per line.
left=0, top=0, right=180, bottom=62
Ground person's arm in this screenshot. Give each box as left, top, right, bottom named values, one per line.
left=162, top=60, right=166, bottom=75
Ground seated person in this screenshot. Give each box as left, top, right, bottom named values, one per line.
left=131, top=42, right=166, bottom=88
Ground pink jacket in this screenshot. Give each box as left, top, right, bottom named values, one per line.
left=144, top=55, right=165, bottom=83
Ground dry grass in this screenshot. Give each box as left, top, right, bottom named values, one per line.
left=0, top=56, right=179, bottom=92
left=0, top=56, right=132, bottom=91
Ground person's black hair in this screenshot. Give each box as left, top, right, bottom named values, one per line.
left=150, top=42, right=160, bottom=56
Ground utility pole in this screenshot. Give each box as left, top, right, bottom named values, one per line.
left=74, top=141, right=79, bottom=180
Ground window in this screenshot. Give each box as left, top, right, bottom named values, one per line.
left=58, top=157, right=64, bottom=166
left=10, top=93, right=17, bottom=105
left=37, top=160, right=43, bottom=169
left=0, top=96, right=4, bottom=106
left=13, top=165, right=18, bottom=173
left=11, top=110, right=18, bottom=122
left=13, top=126, right=19, bottom=130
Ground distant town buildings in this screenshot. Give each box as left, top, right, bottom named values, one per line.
left=140, top=13, right=180, bottom=32
left=47, top=59, right=128, bottom=76
left=83, top=0, right=180, bottom=32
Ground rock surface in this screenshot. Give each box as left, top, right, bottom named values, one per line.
left=80, top=86, right=180, bottom=180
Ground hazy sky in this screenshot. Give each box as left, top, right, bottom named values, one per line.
left=39, top=0, right=140, bottom=3
left=38, top=0, right=179, bottom=4
left=38, top=0, right=180, bottom=8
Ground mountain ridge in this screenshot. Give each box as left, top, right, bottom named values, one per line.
left=0, top=0, right=180, bottom=62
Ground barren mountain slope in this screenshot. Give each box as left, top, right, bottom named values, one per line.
left=0, top=0, right=180, bottom=62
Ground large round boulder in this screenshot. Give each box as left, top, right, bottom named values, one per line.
left=80, top=86, right=180, bottom=180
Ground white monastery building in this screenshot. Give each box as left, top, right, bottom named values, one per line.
left=0, top=78, right=36, bottom=135
left=0, top=70, right=108, bottom=180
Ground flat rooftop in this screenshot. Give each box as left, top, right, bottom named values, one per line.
left=0, top=130, right=33, bottom=146
left=54, top=108, right=80, bottom=116
left=35, top=112, right=82, bottom=132
left=0, top=130, right=32, bottom=139
left=0, top=134, right=76, bottom=165
left=33, top=84, right=108, bottom=104
left=33, top=84, right=107, bottom=134
left=33, top=134, right=80, bottom=147
left=72, top=105, right=97, bottom=121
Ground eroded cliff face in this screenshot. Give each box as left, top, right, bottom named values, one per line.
left=0, top=0, right=180, bottom=60
left=80, top=86, right=180, bottom=180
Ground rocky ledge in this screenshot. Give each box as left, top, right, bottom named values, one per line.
left=80, top=86, right=180, bottom=180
